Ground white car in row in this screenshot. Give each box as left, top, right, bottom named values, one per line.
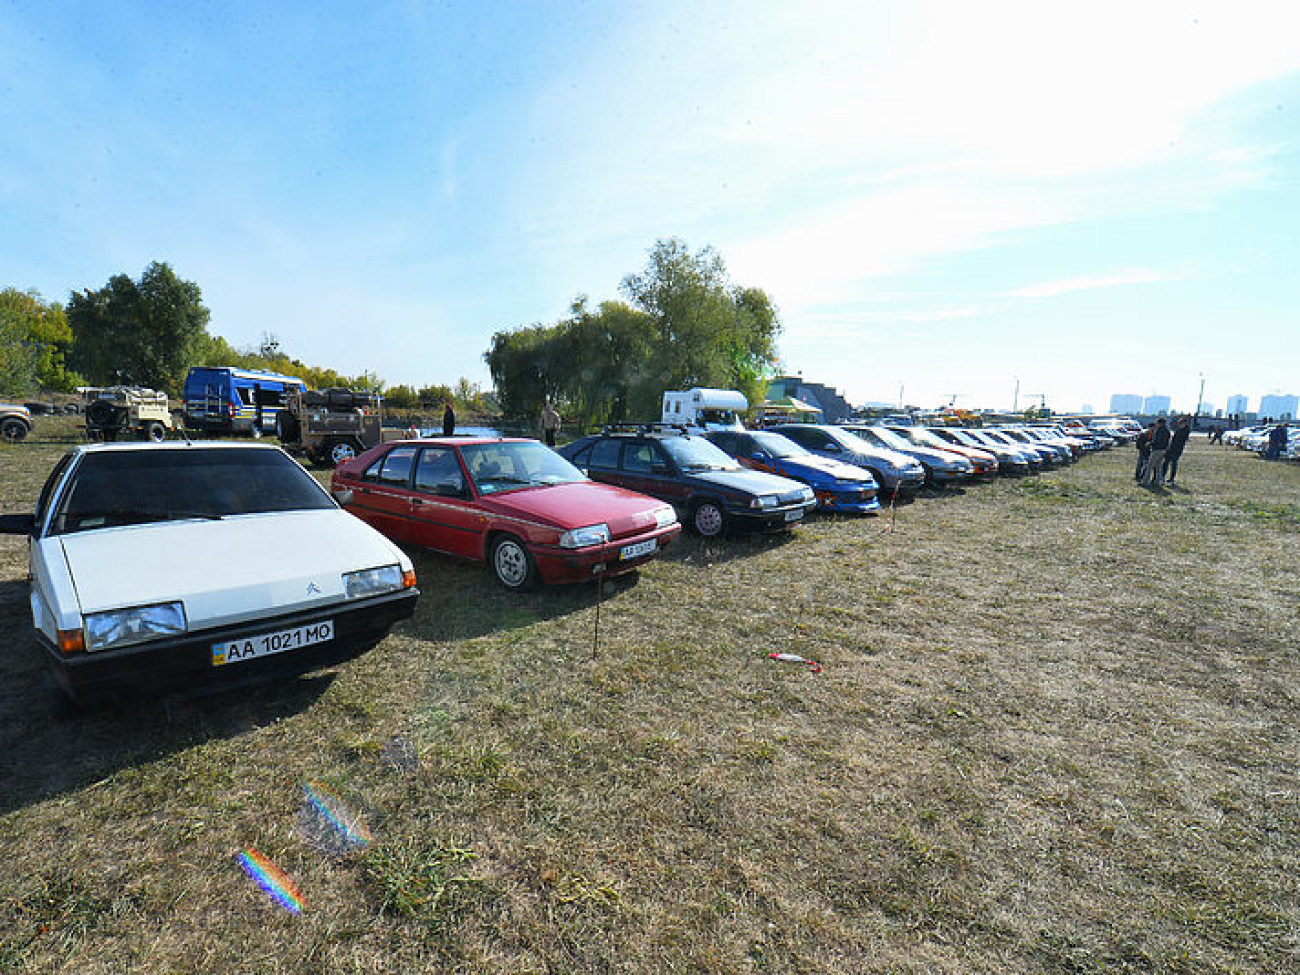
left=0, top=442, right=420, bottom=701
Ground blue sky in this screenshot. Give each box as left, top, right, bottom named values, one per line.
left=3, top=0, right=1298, bottom=414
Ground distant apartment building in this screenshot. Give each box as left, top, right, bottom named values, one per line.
left=1142, top=395, right=1171, bottom=416
left=1109, top=393, right=1142, bottom=414
left=1225, top=394, right=1249, bottom=415
left=1259, top=393, right=1298, bottom=420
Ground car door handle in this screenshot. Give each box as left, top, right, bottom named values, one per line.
left=412, top=498, right=424, bottom=505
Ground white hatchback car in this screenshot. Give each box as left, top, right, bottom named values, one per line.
left=0, top=442, right=419, bottom=701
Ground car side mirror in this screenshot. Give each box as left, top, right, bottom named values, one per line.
left=824, top=442, right=841, bottom=453
left=331, top=489, right=354, bottom=506
left=751, top=451, right=768, bottom=461
left=435, top=480, right=466, bottom=498
left=651, top=462, right=669, bottom=474
left=0, top=513, right=35, bottom=535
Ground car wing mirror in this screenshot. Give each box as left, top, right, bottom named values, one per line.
left=331, top=488, right=354, bottom=506
left=824, top=442, right=841, bottom=452
left=650, top=462, right=669, bottom=474
left=435, top=480, right=466, bottom=498
left=0, top=513, right=35, bottom=535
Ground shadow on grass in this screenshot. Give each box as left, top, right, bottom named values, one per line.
left=659, top=526, right=800, bottom=567
left=0, top=644, right=337, bottom=815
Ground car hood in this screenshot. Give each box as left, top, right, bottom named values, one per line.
left=841, top=445, right=919, bottom=470
left=479, top=480, right=670, bottom=533
left=58, top=509, right=405, bottom=627
left=775, top=455, right=874, bottom=483
left=687, top=467, right=809, bottom=497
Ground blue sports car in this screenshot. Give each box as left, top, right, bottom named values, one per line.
left=706, top=430, right=880, bottom=514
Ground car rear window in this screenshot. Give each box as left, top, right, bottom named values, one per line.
left=52, top=447, right=334, bottom=534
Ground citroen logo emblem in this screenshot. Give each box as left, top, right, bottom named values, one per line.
left=307, top=582, right=321, bottom=595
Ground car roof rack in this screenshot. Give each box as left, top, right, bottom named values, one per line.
left=599, top=422, right=693, bottom=436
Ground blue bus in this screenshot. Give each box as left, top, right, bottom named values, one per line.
left=183, top=367, right=307, bottom=437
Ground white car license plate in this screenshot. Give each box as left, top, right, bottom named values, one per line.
left=784, top=508, right=804, bottom=522
left=212, top=620, right=334, bottom=667
left=619, top=538, right=657, bottom=560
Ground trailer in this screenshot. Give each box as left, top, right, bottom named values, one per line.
left=660, top=388, right=748, bottom=432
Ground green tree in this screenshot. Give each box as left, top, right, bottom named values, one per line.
left=486, top=239, right=782, bottom=428
left=1, top=288, right=84, bottom=393
left=67, top=262, right=211, bottom=393
left=619, top=238, right=781, bottom=405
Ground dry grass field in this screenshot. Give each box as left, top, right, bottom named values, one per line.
left=1, top=422, right=1296, bottom=973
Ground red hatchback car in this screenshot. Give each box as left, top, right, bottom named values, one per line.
left=331, top=437, right=681, bottom=590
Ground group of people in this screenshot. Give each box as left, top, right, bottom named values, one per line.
left=1134, top=415, right=1191, bottom=486
left=1264, top=421, right=1291, bottom=460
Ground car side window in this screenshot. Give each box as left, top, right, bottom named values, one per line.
left=34, top=452, right=75, bottom=528
left=567, top=443, right=592, bottom=466
left=622, top=442, right=657, bottom=473
left=711, top=432, right=739, bottom=454
left=376, top=446, right=417, bottom=486
left=588, top=439, right=621, bottom=469
left=414, top=447, right=464, bottom=495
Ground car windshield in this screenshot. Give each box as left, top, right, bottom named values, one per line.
left=896, top=427, right=946, bottom=449
left=53, top=447, right=334, bottom=534
left=658, top=436, right=741, bottom=471
left=461, top=441, right=586, bottom=494
left=854, top=426, right=913, bottom=451
left=748, top=431, right=809, bottom=458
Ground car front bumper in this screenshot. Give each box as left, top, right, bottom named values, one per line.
left=38, top=588, right=419, bottom=701
left=533, top=524, right=682, bottom=584
left=815, top=488, right=881, bottom=514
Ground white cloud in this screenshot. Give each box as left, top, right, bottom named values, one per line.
left=1008, top=269, right=1187, bottom=299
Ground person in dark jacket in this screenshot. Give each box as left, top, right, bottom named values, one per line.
left=442, top=400, right=456, bottom=437
left=1135, top=423, right=1155, bottom=481
left=1162, top=415, right=1192, bottom=483
left=1265, top=422, right=1288, bottom=460
left=1144, top=418, right=1171, bottom=486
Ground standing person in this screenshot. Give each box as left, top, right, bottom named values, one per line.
left=442, top=399, right=456, bottom=437
left=1135, top=422, right=1155, bottom=482
left=1144, top=418, right=1171, bottom=486
left=1265, top=421, right=1288, bottom=460
left=1162, top=415, right=1191, bottom=483
left=540, top=400, right=561, bottom=447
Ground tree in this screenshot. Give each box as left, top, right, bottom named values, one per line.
left=67, top=262, right=211, bottom=393
left=619, top=238, right=781, bottom=404
left=486, top=239, right=782, bottom=428
left=0, top=288, right=82, bottom=392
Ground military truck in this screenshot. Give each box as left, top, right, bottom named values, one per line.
left=81, top=386, right=174, bottom=442
left=276, top=387, right=383, bottom=466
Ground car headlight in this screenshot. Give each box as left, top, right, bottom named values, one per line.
left=559, top=524, right=611, bottom=548
left=751, top=495, right=779, bottom=509
left=651, top=505, right=678, bottom=529
left=84, top=601, right=187, bottom=652
left=344, top=564, right=409, bottom=599
left=799, top=487, right=815, bottom=503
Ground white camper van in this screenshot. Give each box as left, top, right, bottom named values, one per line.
left=661, top=388, right=748, bottom=432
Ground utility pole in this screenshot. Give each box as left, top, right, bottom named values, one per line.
left=1012, top=376, right=1020, bottom=412
left=1195, top=372, right=1205, bottom=423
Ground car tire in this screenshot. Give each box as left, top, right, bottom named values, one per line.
left=276, top=411, right=300, bottom=443
left=145, top=421, right=167, bottom=442
left=691, top=500, right=726, bottom=538
left=1, top=418, right=29, bottom=442
left=327, top=439, right=359, bottom=466
left=490, top=535, right=537, bottom=591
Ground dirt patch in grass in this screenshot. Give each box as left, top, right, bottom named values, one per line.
left=0, top=438, right=1297, bottom=972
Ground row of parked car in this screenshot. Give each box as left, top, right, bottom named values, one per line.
left=1, top=421, right=1109, bottom=702
left=1223, top=422, right=1299, bottom=459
